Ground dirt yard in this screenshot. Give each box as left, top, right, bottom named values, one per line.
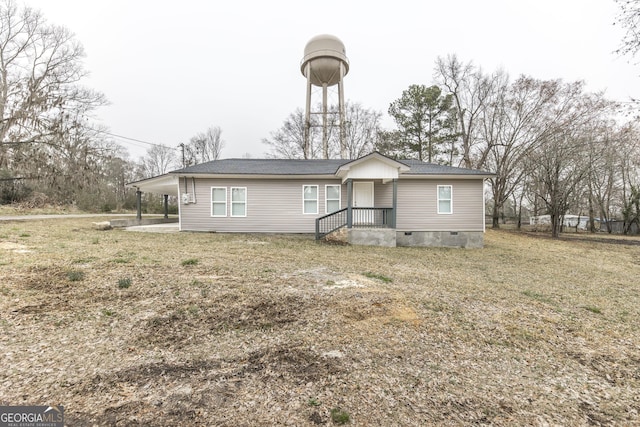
left=1, top=218, right=639, bottom=426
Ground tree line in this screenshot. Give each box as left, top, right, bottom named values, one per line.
left=263, top=54, right=640, bottom=237
left=1, top=0, right=639, bottom=236
left=0, top=0, right=224, bottom=212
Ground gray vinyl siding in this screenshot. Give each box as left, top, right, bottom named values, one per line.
left=179, top=177, right=484, bottom=233
left=180, top=178, right=345, bottom=233
left=354, top=179, right=484, bottom=231
left=374, top=181, right=393, bottom=207
left=395, top=179, right=484, bottom=231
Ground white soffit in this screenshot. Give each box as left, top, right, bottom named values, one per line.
left=336, top=152, right=409, bottom=182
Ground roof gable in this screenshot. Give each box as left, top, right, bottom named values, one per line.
left=335, top=152, right=410, bottom=182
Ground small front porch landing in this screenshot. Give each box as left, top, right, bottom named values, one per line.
left=316, top=153, right=404, bottom=245
left=315, top=207, right=394, bottom=237
left=315, top=206, right=398, bottom=247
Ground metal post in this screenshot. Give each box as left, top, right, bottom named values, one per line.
left=392, top=179, right=398, bottom=228
left=346, top=179, right=353, bottom=228
left=163, top=194, right=169, bottom=219
left=136, top=190, right=142, bottom=221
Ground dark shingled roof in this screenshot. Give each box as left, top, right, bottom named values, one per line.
left=171, top=158, right=491, bottom=176
left=399, top=160, right=491, bottom=176
left=172, top=158, right=348, bottom=175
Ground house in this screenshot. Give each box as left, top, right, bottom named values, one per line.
left=127, top=152, right=493, bottom=248
left=530, top=214, right=593, bottom=231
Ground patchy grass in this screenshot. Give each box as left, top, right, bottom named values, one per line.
left=363, top=271, right=393, bottom=283
left=330, top=407, right=351, bottom=424
left=583, top=305, right=603, bottom=314
left=117, top=277, right=132, bottom=289
left=66, top=269, right=85, bottom=282
left=1, top=218, right=639, bottom=426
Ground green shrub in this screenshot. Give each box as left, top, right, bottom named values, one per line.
left=307, top=397, right=321, bottom=407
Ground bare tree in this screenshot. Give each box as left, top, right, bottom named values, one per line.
left=262, top=108, right=317, bottom=159
left=0, top=0, right=106, bottom=166
left=142, top=144, right=178, bottom=177
left=617, top=122, right=640, bottom=233
left=187, top=126, right=224, bottom=164
left=434, top=55, right=505, bottom=169
left=485, top=77, right=581, bottom=228
left=338, top=103, right=381, bottom=159
left=264, top=103, right=381, bottom=160
left=582, top=118, right=622, bottom=233
left=101, top=150, right=138, bottom=210
left=526, top=88, right=609, bottom=237
left=614, top=0, right=640, bottom=58
left=0, top=0, right=113, bottom=208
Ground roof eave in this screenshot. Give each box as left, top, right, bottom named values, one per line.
left=401, top=173, right=495, bottom=179
left=169, top=172, right=338, bottom=180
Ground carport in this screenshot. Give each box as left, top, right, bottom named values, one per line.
left=126, top=174, right=179, bottom=221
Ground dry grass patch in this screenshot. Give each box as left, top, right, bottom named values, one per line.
left=1, top=218, right=639, bottom=425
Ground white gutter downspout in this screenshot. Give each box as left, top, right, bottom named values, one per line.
left=483, top=179, right=487, bottom=232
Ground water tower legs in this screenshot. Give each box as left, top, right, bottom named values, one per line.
left=304, top=63, right=312, bottom=159
left=339, top=61, right=346, bottom=159
left=303, top=71, right=347, bottom=160
left=322, top=83, right=328, bottom=159
left=300, top=34, right=349, bottom=159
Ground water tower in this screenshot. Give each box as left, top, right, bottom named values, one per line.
left=301, top=34, right=349, bottom=159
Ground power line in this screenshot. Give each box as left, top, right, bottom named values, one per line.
left=92, top=129, right=187, bottom=157
left=95, top=130, right=169, bottom=148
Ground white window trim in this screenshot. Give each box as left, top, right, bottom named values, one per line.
left=437, top=185, right=453, bottom=215
left=230, top=187, right=247, bottom=217
left=325, top=184, right=341, bottom=214
left=211, top=187, right=227, bottom=217
left=303, top=185, right=318, bottom=215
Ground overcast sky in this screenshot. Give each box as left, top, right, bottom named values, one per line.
left=25, top=0, right=640, bottom=160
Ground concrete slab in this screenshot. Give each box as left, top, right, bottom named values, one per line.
left=348, top=228, right=397, bottom=247
left=124, top=223, right=180, bottom=233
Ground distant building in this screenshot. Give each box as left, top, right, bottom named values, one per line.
left=530, top=214, right=592, bottom=231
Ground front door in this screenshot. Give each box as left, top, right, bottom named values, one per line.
left=353, top=182, right=374, bottom=224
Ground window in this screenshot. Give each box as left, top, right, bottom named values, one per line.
left=437, top=185, right=452, bottom=214
left=231, top=187, right=247, bottom=217
left=303, top=185, right=318, bottom=214
left=325, top=184, right=341, bottom=213
left=211, top=187, right=227, bottom=217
